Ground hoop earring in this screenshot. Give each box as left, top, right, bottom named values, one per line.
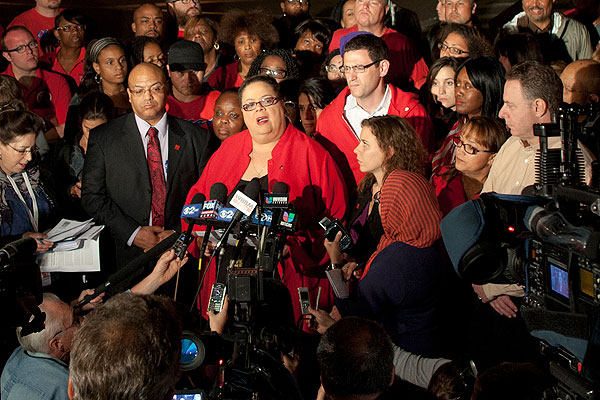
left=94, top=73, right=101, bottom=84
left=234, top=54, right=240, bottom=61
left=214, top=42, right=220, bottom=51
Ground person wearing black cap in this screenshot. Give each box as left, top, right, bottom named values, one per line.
left=166, top=40, right=220, bottom=131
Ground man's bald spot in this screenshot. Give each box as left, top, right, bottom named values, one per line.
left=128, top=62, right=166, bottom=87
left=134, top=2, right=162, bottom=19
left=562, top=59, right=600, bottom=94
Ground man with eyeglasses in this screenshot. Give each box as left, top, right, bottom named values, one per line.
left=1, top=26, right=71, bottom=140
left=328, top=0, right=428, bottom=91
left=39, top=10, right=86, bottom=86
left=167, top=0, right=200, bottom=39
left=82, top=62, right=212, bottom=277
left=166, top=40, right=220, bottom=131
left=316, top=34, right=433, bottom=196
left=8, top=0, right=63, bottom=57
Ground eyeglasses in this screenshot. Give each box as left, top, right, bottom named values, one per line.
left=438, top=42, right=469, bottom=56
left=6, top=40, right=38, bottom=54
left=284, top=100, right=297, bottom=110
left=3, top=143, right=38, bottom=155
left=170, top=0, right=199, bottom=4
left=452, top=136, right=494, bottom=155
left=55, top=24, right=86, bottom=32
left=285, top=0, right=310, bottom=4
left=129, top=84, right=165, bottom=96
left=325, top=64, right=343, bottom=73
left=340, top=59, right=383, bottom=74
left=259, top=68, right=288, bottom=79
left=242, top=96, right=280, bottom=112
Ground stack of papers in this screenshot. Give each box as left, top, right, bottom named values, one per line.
left=36, top=218, right=105, bottom=273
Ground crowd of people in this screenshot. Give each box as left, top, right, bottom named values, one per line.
left=1, top=0, right=600, bottom=398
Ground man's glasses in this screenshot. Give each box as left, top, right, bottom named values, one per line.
left=6, top=40, right=38, bottom=54
left=259, top=68, right=288, bottom=79
left=452, top=136, right=494, bottom=155
left=438, top=42, right=469, bottom=56
left=242, top=96, right=280, bottom=112
left=55, top=24, right=86, bottom=33
left=129, top=84, right=165, bottom=96
left=340, top=59, right=383, bottom=74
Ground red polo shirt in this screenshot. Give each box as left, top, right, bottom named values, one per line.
left=2, top=64, right=72, bottom=125
left=8, top=8, right=62, bottom=57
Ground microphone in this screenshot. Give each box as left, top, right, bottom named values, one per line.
left=75, top=231, right=180, bottom=308
left=198, top=182, right=228, bottom=267
left=173, top=193, right=206, bottom=259
left=214, top=178, right=261, bottom=254
left=0, top=238, right=38, bottom=267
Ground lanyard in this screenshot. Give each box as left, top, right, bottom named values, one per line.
left=7, top=172, right=39, bottom=232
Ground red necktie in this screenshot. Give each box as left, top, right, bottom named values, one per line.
left=147, top=126, right=166, bottom=227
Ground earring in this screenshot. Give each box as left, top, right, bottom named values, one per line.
left=234, top=54, right=240, bottom=61
left=94, top=73, right=101, bottom=84
left=214, top=42, right=220, bottom=51
left=0, top=154, right=3, bottom=159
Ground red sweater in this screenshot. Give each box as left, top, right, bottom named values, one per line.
left=183, top=124, right=348, bottom=322
left=206, top=61, right=243, bottom=91
left=315, top=85, right=434, bottom=193
left=329, top=25, right=428, bottom=90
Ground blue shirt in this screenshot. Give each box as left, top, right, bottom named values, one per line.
left=1, top=346, right=69, bottom=400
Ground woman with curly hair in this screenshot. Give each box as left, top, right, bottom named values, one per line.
left=247, top=48, right=299, bottom=83
left=437, top=23, right=494, bottom=61
left=325, top=115, right=428, bottom=268
left=207, top=9, right=279, bottom=90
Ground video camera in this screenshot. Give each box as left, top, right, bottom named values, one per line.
left=441, top=104, right=600, bottom=399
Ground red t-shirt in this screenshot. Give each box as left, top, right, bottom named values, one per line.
left=2, top=65, right=72, bottom=125
left=329, top=25, right=428, bottom=90
left=166, top=90, right=220, bottom=131
left=8, top=8, right=60, bottom=57
left=40, top=47, right=86, bottom=86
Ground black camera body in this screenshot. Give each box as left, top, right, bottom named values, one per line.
left=319, top=217, right=354, bottom=252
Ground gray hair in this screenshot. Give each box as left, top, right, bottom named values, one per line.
left=17, top=293, right=65, bottom=354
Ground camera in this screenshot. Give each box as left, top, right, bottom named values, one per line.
left=319, top=217, right=354, bottom=252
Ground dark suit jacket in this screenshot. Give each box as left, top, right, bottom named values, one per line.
left=81, top=112, right=213, bottom=268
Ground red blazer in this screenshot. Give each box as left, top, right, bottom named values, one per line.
left=315, top=85, right=434, bottom=193
left=183, top=124, right=348, bottom=322
left=431, top=166, right=468, bottom=217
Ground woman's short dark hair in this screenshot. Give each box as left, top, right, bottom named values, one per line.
left=0, top=111, right=45, bottom=143
left=299, top=77, right=335, bottom=110
left=294, top=19, right=332, bottom=51
left=129, top=36, right=161, bottom=66
left=441, top=23, right=494, bottom=59
left=458, top=56, right=506, bottom=118
left=54, top=9, right=86, bottom=29
left=247, top=49, right=300, bottom=81
left=78, top=92, right=114, bottom=126
left=461, top=116, right=509, bottom=153
left=184, top=15, right=218, bottom=42
left=218, top=9, right=279, bottom=50
left=239, top=75, right=280, bottom=104
left=330, top=0, right=354, bottom=26
left=495, top=32, right=543, bottom=68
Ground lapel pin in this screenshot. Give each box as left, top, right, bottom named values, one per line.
left=174, top=144, right=180, bottom=150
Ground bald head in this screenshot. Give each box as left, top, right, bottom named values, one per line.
left=132, top=3, right=164, bottom=38
left=560, top=59, right=600, bottom=105
left=127, top=63, right=168, bottom=125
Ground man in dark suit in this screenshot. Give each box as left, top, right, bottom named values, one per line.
left=82, top=62, right=212, bottom=273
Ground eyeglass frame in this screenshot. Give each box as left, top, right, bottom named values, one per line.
left=128, top=83, right=166, bottom=97
left=55, top=24, right=86, bottom=33
left=325, top=64, right=343, bottom=73
left=452, top=136, right=494, bottom=155
left=241, top=96, right=281, bottom=112
left=259, top=68, right=288, bottom=79
left=2, top=142, right=39, bottom=155
left=437, top=42, right=469, bottom=56
left=5, top=40, right=39, bottom=54
left=340, top=59, right=384, bottom=74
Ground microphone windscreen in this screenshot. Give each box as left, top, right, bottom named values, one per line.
left=191, top=193, right=206, bottom=205
left=210, top=182, right=228, bottom=203
left=272, top=181, right=289, bottom=194
left=245, top=177, right=261, bottom=202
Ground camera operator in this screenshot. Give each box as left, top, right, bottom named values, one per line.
left=1, top=249, right=186, bottom=400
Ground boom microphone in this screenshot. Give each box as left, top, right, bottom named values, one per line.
left=173, top=193, right=206, bottom=259
left=75, top=231, right=180, bottom=308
